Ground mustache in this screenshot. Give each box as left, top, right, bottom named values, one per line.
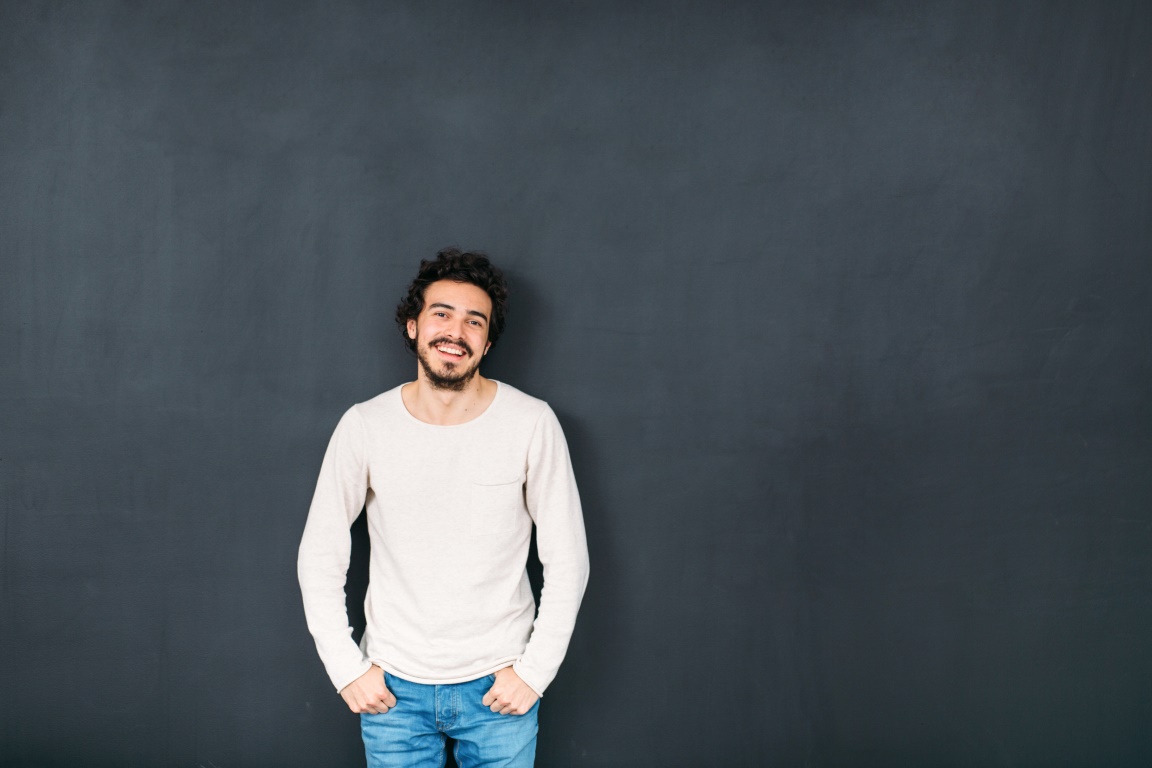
left=427, top=336, right=474, bottom=357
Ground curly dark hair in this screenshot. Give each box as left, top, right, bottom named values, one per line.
left=395, top=248, right=509, bottom=353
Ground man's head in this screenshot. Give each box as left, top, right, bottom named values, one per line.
left=395, top=248, right=508, bottom=390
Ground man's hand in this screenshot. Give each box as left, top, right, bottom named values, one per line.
left=481, top=666, right=539, bottom=716
left=340, top=665, right=397, bottom=715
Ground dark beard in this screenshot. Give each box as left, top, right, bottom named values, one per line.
left=417, top=341, right=480, bottom=392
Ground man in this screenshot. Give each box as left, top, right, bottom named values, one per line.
left=298, top=248, right=589, bottom=768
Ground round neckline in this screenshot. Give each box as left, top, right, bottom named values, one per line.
left=397, top=380, right=503, bottom=428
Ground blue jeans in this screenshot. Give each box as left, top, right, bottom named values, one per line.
left=361, top=671, right=539, bottom=768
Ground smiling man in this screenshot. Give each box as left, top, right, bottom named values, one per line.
left=298, top=248, right=589, bottom=768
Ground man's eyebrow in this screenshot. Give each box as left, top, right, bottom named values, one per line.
left=429, top=302, right=489, bottom=322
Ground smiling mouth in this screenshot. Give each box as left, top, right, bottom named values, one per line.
left=433, top=341, right=469, bottom=358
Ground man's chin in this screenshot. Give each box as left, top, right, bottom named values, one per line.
left=419, top=356, right=479, bottom=392
left=428, top=373, right=475, bottom=392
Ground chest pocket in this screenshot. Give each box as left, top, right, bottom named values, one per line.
left=468, top=475, right=525, bottom=535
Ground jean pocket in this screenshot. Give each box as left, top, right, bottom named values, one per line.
left=468, top=478, right=524, bottom=535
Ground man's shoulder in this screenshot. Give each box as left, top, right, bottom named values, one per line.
left=347, top=384, right=405, bottom=421
left=492, top=381, right=552, bottom=419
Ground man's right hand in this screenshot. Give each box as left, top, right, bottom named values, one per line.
left=339, top=665, right=397, bottom=714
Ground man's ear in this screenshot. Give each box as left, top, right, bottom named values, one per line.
left=484, top=341, right=491, bottom=356
left=407, top=319, right=417, bottom=339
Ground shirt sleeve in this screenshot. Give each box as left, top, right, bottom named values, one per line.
left=513, top=405, right=590, bottom=696
left=297, top=405, right=375, bottom=692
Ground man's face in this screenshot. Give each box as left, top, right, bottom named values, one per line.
left=407, top=279, right=493, bottom=391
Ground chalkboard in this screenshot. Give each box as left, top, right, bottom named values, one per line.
left=2, top=2, right=1150, bottom=766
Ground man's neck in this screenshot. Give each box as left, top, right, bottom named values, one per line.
left=401, top=375, right=497, bottom=426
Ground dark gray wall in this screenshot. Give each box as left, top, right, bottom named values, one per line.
left=2, top=1, right=1150, bottom=766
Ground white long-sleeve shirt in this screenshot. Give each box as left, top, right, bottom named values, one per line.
left=297, top=381, right=589, bottom=697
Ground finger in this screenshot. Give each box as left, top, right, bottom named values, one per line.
left=481, top=691, right=496, bottom=707
left=383, top=691, right=397, bottom=707
left=489, top=701, right=502, bottom=713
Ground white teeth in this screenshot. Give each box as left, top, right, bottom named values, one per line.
left=436, top=345, right=465, bottom=356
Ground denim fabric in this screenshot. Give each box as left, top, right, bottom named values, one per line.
left=361, top=671, right=539, bottom=768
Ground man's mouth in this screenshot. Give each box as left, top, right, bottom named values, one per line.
left=431, top=339, right=471, bottom=358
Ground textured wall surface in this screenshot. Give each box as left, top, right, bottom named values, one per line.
left=2, top=2, right=1150, bottom=766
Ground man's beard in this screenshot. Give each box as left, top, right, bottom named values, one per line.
left=417, top=337, right=481, bottom=392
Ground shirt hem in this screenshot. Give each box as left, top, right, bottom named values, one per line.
left=373, top=656, right=521, bottom=686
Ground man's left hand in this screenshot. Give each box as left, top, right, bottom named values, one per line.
left=481, top=666, right=539, bottom=716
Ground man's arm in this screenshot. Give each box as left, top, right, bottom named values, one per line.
left=512, top=405, right=591, bottom=696
left=297, top=406, right=376, bottom=694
